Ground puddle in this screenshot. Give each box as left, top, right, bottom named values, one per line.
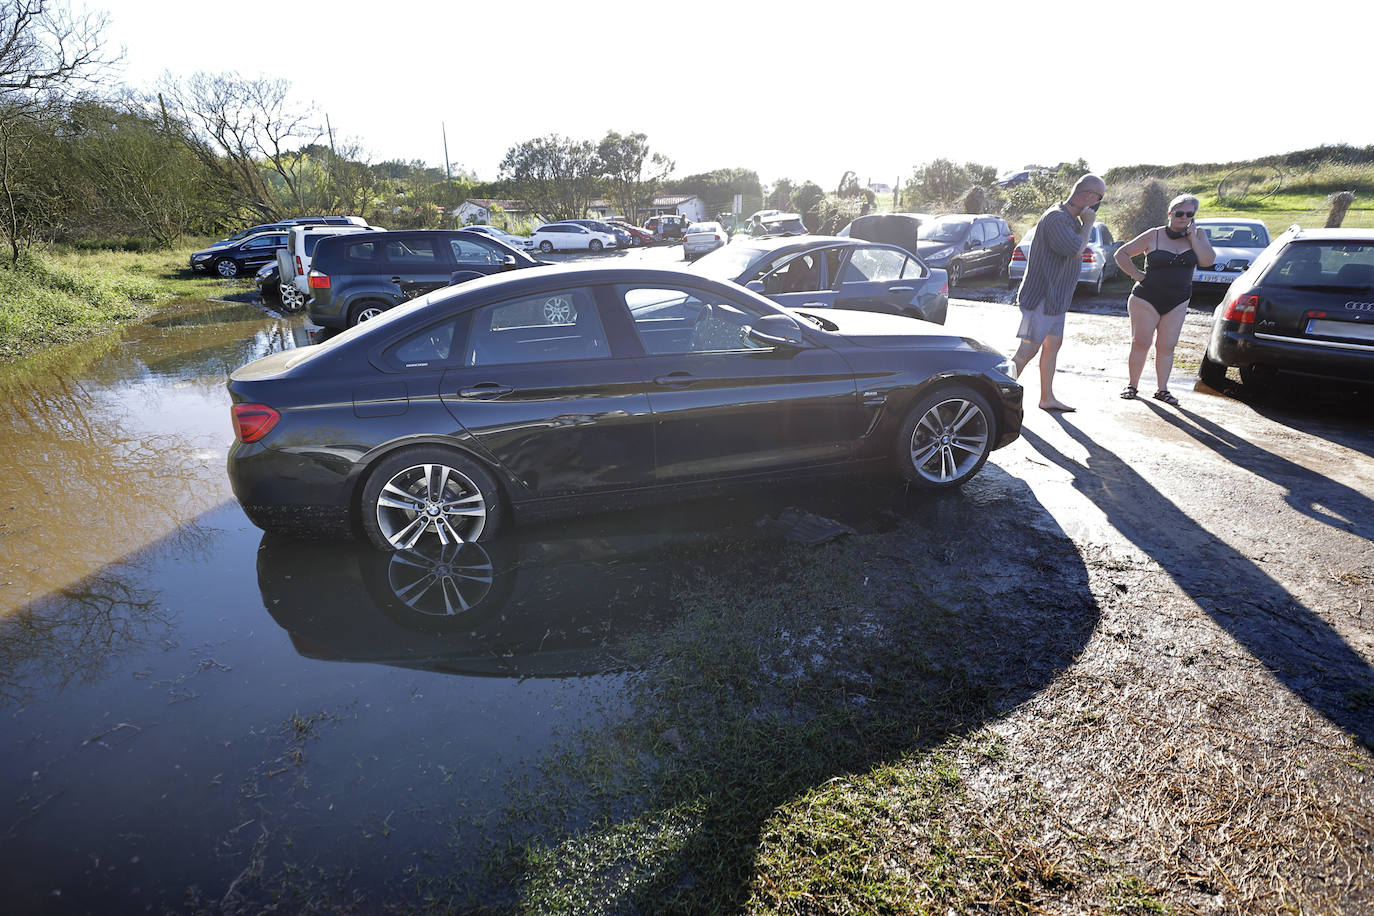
left=0, top=300, right=312, bottom=605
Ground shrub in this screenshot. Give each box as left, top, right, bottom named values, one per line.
left=1115, top=179, right=1173, bottom=240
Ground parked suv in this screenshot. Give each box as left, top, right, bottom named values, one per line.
left=306, top=230, right=542, bottom=329
left=644, top=214, right=689, bottom=240
left=277, top=224, right=380, bottom=311
left=220, top=215, right=367, bottom=245
left=1201, top=226, right=1374, bottom=392
left=915, top=214, right=1015, bottom=287
left=190, top=230, right=289, bottom=278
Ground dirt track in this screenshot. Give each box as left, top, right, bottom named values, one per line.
left=937, top=286, right=1374, bottom=912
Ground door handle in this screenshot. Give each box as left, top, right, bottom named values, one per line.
left=391, top=276, right=404, bottom=283
left=801, top=301, right=829, bottom=308
left=653, top=373, right=695, bottom=388
left=458, top=385, right=513, bottom=399
left=888, top=286, right=915, bottom=292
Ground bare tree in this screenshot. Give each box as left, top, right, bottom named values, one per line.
left=157, top=71, right=323, bottom=224
left=0, top=0, right=120, bottom=97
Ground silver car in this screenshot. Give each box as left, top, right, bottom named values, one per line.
left=682, top=222, right=729, bottom=261
left=1007, top=221, right=1119, bottom=295
left=1191, top=218, right=1270, bottom=292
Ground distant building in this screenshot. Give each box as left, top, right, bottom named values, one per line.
left=588, top=195, right=706, bottom=224
left=453, top=199, right=537, bottom=226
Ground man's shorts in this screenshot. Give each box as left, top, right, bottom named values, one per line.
left=1016, top=304, right=1066, bottom=344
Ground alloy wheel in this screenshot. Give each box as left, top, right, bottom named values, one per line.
left=374, top=462, right=489, bottom=549
left=907, top=396, right=990, bottom=484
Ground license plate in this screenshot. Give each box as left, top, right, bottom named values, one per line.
left=1306, top=318, right=1374, bottom=342
left=1192, top=270, right=1236, bottom=284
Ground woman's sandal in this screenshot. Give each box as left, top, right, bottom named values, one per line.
left=1120, top=385, right=1138, bottom=400
left=1153, top=389, right=1180, bottom=406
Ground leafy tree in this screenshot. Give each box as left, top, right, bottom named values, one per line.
left=907, top=158, right=969, bottom=204
left=766, top=178, right=795, bottom=211
left=836, top=170, right=862, bottom=196
left=598, top=130, right=672, bottom=222
left=788, top=181, right=825, bottom=231
left=666, top=168, right=764, bottom=221
left=499, top=133, right=600, bottom=221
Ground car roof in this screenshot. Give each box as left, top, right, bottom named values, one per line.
left=1281, top=226, right=1374, bottom=242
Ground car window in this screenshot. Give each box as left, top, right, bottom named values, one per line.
left=389, top=318, right=458, bottom=368
left=344, top=240, right=378, bottom=262
left=464, top=289, right=607, bottom=366
left=1268, top=242, right=1374, bottom=287
left=843, top=246, right=907, bottom=283
left=1200, top=223, right=1268, bottom=247
left=623, top=286, right=770, bottom=355
left=451, top=237, right=503, bottom=265
left=385, top=237, right=442, bottom=265
left=924, top=219, right=969, bottom=243
left=900, top=253, right=927, bottom=279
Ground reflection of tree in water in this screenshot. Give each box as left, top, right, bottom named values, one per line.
left=0, top=567, right=174, bottom=707
left=0, top=303, right=296, bottom=601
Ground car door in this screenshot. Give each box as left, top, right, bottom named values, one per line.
left=830, top=244, right=935, bottom=319
left=612, top=282, right=861, bottom=482
left=447, top=234, right=514, bottom=282
left=240, top=233, right=287, bottom=271
left=439, top=285, right=654, bottom=498
left=382, top=234, right=454, bottom=301
left=761, top=247, right=845, bottom=311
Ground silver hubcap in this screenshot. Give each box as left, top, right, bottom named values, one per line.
left=217, top=260, right=237, bottom=278
left=357, top=306, right=384, bottom=323
left=909, top=398, right=990, bottom=483
left=375, top=463, right=487, bottom=549
left=543, top=296, right=574, bottom=324
left=386, top=541, right=495, bottom=618
left=280, top=285, right=303, bottom=309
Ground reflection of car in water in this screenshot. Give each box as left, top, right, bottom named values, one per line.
left=257, top=527, right=686, bottom=678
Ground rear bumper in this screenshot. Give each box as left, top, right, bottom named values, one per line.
left=1209, top=323, right=1374, bottom=383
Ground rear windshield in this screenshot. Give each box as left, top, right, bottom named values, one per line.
left=1267, top=242, right=1374, bottom=288
left=923, top=218, right=971, bottom=243
left=1200, top=223, right=1269, bottom=247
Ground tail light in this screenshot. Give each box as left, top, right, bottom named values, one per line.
left=295, top=255, right=304, bottom=274
left=233, top=403, right=280, bottom=443
left=308, top=269, right=330, bottom=290
left=1010, top=248, right=1027, bottom=262
left=1081, top=248, right=1096, bottom=263
left=1223, top=293, right=1259, bottom=324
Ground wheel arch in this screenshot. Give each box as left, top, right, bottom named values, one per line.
left=882, top=372, right=1010, bottom=452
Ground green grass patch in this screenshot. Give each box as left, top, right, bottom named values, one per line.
left=0, top=243, right=233, bottom=361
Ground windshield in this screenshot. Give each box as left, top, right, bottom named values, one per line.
left=1200, top=223, right=1270, bottom=248
left=922, top=218, right=971, bottom=243
left=689, top=243, right=765, bottom=281
left=762, top=217, right=805, bottom=235
left=1267, top=241, right=1374, bottom=288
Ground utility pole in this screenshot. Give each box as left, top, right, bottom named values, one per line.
left=442, top=123, right=452, bottom=225
left=326, top=114, right=338, bottom=212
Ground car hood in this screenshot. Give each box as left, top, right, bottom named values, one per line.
left=1209, top=244, right=1265, bottom=263
left=194, top=242, right=233, bottom=255
left=916, top=239, right=959, bottom=255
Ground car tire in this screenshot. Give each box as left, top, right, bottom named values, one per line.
left=1199, top=352, right=1228, bottom=389
left=539, top=240, right=554, bottom=253
left=1089, top=270, right=1104, bottom=295
left=895, top=385, right=994, bottom=489
left=1238, top=363, right=1276, bottom=395
left=216, top=258, right=240, bottom=279
left=947, top=261, right=963, bottom=288
left=360, top=446, right=504, bottom=551
left=349, top=300, right=389, bottom=327
left=279, top=283, right=305, bottom=313
left=589, top=239, right=603, bottom=252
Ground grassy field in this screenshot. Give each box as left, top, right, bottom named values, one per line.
left=0, top=242, right=223, bottom=362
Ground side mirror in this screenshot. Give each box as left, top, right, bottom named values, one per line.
left=745, top=314, right=807, bottom=349
left=502, top=255, right=518, bottom=268
left=745, top=280, right=766, bottom=293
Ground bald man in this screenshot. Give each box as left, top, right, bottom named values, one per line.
left=1011, top=173, right=1106, bottom=412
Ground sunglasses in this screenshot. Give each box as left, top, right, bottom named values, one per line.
left=1173, top=210, right=1196, bottom=219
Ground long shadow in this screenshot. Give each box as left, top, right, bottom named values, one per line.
left=1021, top=420, right=1374, bottom=748
left=1150, top=399, right=1374, bottom=540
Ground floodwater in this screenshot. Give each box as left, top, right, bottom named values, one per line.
left=0, top=296, right=947, bottom=912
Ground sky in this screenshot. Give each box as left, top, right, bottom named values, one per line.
left=100, top=0, right=1372, bottom=190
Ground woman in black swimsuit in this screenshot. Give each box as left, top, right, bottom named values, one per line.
left=1113, top=194, right=1215, bottom=405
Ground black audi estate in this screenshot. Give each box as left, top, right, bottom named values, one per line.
left=227, top=264, right=1023, bottom=550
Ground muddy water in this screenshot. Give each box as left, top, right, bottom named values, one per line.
left=0, top=295, right=924, bottom=912
left=0, top=299, right=308, bottom=605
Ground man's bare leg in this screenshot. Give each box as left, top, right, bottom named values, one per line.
left=1038, top=334, right=1074, bottom=411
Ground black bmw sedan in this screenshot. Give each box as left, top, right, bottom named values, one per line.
left=227, top=264, right=1022, bottom=550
